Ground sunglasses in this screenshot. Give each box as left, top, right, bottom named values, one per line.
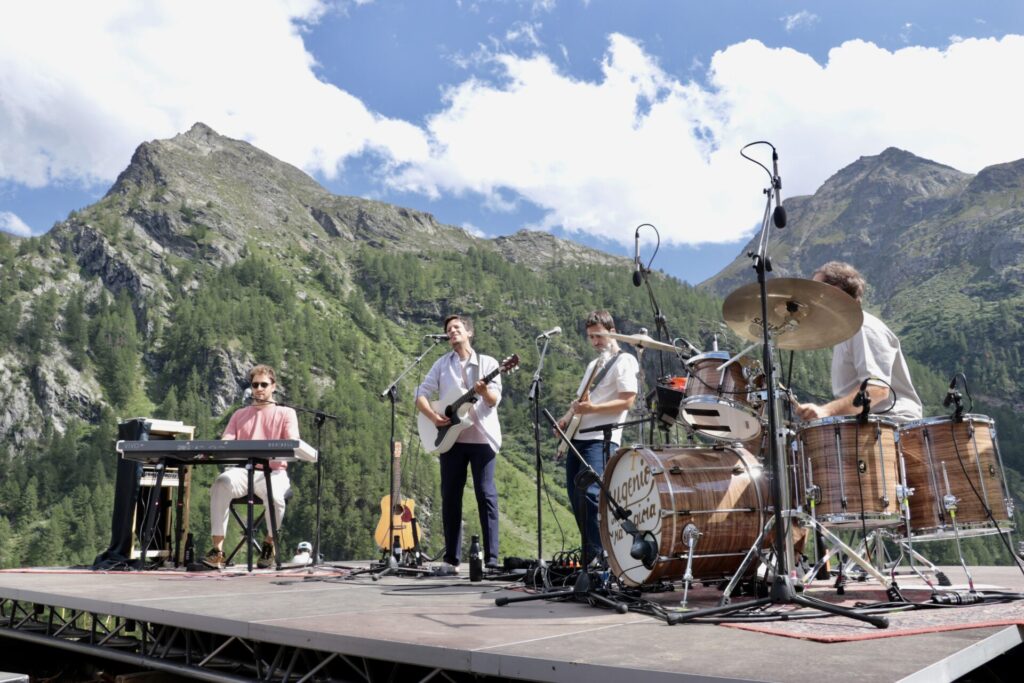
left=251, top=381, right=272, bottom=389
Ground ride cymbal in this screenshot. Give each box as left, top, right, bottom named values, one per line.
left=722, top=278, right=863, bottom=351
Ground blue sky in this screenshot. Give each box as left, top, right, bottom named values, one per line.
left=2, top=1, right=1024, bottom=283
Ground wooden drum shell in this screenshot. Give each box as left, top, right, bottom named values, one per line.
left=899, top=415, right=1014, bottom=539
left=795, top=416, right=902, bottom=527
left=599, top=445, right=767, bottom=587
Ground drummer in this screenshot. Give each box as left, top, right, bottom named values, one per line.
left=795, top=261, right=922, bottom=424
left=556, top=310, right=639, bottom=564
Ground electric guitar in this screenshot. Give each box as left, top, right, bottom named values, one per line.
left=374, top=441, right=417, bottom=551
left=557, top=350, right=612, bottom=457
left=417, top=354, right=520, bottom=454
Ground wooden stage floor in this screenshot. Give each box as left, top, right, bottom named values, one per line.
left=0, top=562, right=1022, bottom=682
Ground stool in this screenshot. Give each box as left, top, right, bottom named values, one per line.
left=224, top=488, right=293, bottom=565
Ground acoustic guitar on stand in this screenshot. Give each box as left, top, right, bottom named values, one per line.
left=417, top=354, right=520, bottom=454
left=374, top=441, right=417, bottom=551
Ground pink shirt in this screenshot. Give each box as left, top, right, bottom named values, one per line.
left=221, top=405, right=300, bottom=470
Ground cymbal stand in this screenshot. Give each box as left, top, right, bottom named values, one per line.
left=634, top=223, right=691, bottom=445
left=670, top=142, right=887, bottom=627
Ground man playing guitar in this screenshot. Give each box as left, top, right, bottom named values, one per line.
left=415, top=314, right=503, bottom=572
left=556, top=310, right=638, bottom=565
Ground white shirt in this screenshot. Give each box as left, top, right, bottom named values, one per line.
left=832, top=311, right=922, bottom=423
left=416, top=350, right=503, bottom=451
left=574, top=351, right=639, bottom=445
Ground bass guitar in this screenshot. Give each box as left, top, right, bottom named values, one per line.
left=373, top=441, right=417, bottom=551
left=417, top=354, right=520, bottom=454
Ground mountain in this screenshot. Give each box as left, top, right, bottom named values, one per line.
left=0, top=123, right=730, bottom=567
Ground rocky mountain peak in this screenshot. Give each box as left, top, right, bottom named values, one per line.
left=817, top=147, right=969, bottom=201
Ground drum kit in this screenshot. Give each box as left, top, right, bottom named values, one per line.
left=595, top=278, right=1016, bottom=604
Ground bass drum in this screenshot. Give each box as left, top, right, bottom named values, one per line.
left=900, top=415, right=1015, bottom=540
left=599, top=445, right=767, bottom=587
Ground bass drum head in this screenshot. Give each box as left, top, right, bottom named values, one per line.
left=599, top=445, right=767, bottom=587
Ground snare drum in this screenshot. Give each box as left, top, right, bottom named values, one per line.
left=794, top=416, right=902, bottom=527
left=679, top=352, right=764, bottom=442
left=899, top=415, right=1014, bottom=540
left=599, top=445, right=768, bottom=587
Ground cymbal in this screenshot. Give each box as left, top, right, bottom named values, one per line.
left=722, top=278, right=863, bottom=351
left=594, top=331, right=679, bottom=353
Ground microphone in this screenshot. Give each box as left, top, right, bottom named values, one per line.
left=243, top=387, right=253, bottom=404
left=536, top=326, right=562, bottom=339
left=629, top=530, right=658, bottom=569
left=772, top=148, right=786, bottom=228
left=943, top=376, right=958, bottom=408
left=424, top=334, right=449, bottom=341
left=632, top=227, right=643, bottom=287
left=853, top=377, right=871, bottom=422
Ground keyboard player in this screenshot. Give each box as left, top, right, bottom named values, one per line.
left=204, top=364, right=299, bottom=569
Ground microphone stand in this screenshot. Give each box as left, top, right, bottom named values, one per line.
left=670, top=142, right=887, bottom=628
left=495, top=410, right=640, bottom=614
left=633, top=223, right=691, bottom=444
left=364, top=338, right=446, bottom=578
left=268, top=398, right=341, bottom=570
left=529, top=333, right=554, bottom=562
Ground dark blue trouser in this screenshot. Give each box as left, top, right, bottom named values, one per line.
left=440, top=442, right=499, bottom=565
left=565, top=439, right=616, bottom=562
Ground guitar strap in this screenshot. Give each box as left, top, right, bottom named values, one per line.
left=583, top=351, right=623, bottom=397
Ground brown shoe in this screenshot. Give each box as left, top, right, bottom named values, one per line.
left=202, top=548, right=225, bottom=569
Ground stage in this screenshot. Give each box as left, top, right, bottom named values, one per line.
left=0, top=562, right=1022, bottom=682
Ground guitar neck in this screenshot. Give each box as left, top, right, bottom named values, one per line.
left=448, top=365, right=502, bottom=413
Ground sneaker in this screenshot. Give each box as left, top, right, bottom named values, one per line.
left=485, top=558, right=500, bottom=570
left=202, top=548, right=225, bottom=570
left=257, top=542, right=276, bottom=569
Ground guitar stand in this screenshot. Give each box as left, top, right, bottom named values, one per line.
left=495, top=410, right=638, bottom=616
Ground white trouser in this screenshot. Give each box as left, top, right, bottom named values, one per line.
left=210, top=467, right=290, bottom=538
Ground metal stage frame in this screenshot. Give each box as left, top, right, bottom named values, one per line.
left=1, top=565, right=1023, bottom=683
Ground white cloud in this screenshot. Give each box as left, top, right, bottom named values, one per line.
left=0, top=211, right=33, bottom=237
left=461, top=222, right=487, bottom=238
left=781, top=11, right=819, bottom=32
left=3, top=4, right=1024, bottom=250
left=389, top=34, right=1024, bottom=247
left=0, top=0, right=427, bottom=188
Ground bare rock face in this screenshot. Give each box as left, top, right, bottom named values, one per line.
left=493, top=230, right=625, bottom=271
left=0, top=352, right=103, bottom=454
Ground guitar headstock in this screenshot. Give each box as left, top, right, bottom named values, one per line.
left=499, top=354, right=520, bottom=375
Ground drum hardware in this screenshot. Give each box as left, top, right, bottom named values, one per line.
left=679, top=523, right=702, bottom=607
left=940, top=461, right=977, bottom=593
left=654, top=145, right=889, bottom=626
